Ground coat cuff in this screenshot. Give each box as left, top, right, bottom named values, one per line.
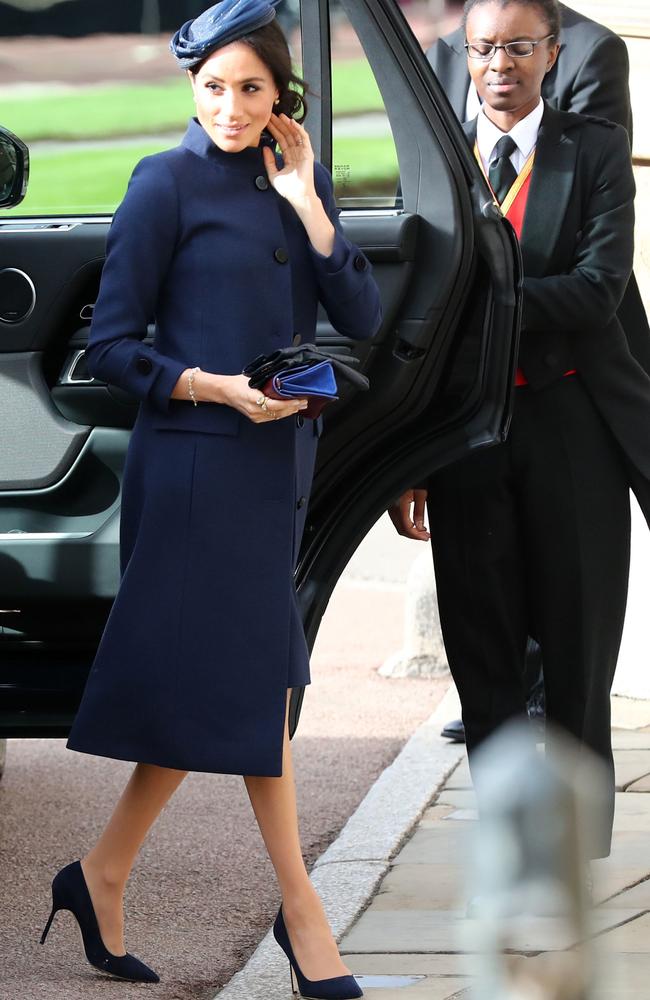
left=309, top=230, right=373, bottom=300
left=118, top=351, right=187, bottom=413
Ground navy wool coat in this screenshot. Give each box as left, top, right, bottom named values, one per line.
left=66, top=118, right=382, bottom=776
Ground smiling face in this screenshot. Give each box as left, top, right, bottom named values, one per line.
left=465, top=0, right=559, bottom=128
left=188, top=41, right=280, bottom=152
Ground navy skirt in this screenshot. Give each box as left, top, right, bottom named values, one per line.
left=67, top=405, right=312, bottom=777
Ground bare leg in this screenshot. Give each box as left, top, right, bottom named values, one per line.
left=80, top=763, right=188, bottom=955
left=244, top=692, right=350, bottom=981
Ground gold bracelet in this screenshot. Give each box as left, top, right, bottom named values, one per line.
left=188, top=366, right=200, bottom=406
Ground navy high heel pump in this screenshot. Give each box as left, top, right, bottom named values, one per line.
left=273, top=906, right=363, bottom=999
left=40, top=860, right=159, bottom=983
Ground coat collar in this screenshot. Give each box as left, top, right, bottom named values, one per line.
left=181, top=116, right=275, bottom=171
left=463, top=103, right=580, bottom=275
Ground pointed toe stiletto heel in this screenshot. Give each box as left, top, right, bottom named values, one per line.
left=273, top=906, right=363, bottom=1000
left=40, top=860, right=160, bottom=983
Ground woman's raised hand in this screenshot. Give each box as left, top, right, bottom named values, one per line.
left=262, top=114, right=336, bottom=258
left=262, top=114, right=316, bottom=212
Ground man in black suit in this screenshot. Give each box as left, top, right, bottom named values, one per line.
left=427, top=2, right=650, bottom=743
left=390, top=0, right=650, bottom=858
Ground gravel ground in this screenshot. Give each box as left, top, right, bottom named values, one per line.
left=0, top=526, right=448, bottom=1000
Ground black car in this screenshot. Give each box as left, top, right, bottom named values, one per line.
left=0, top=0, right=520, bottom=775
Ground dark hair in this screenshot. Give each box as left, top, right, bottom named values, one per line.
left=462, top=0, right=561, bottom=39
left=190, top=20, right=309, bottom=123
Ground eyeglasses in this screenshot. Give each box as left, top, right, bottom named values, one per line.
left=464, top=35, right=555, bottom=60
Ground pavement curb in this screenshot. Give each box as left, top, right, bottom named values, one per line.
left=214, top=684, right=465, bottom=1000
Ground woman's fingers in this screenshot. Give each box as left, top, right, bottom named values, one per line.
left=290, top=118, right=312, bottom=152
left=268, top=114, right=311, bottom=159
left=267, top=113, right=292, bottom=148
left=248, top=393, right=308, bottom=423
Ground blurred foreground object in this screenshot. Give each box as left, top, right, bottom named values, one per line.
left=464, top=720, right=611, bottom=1000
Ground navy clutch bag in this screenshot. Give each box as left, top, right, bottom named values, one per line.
left=244, top=344, right=369, bottom=420
left=264, top=360, right=338, bottom=419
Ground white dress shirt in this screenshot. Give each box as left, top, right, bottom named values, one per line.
left=475, top=98, right=544, bottom=176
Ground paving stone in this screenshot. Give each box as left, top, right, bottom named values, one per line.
left=596, top=910, right=650, bottom=952
left=597, top=831, right=650, bottom=869
left=611, top=792, right=650, bottom=830
left=443, top=808, right=478, bottom=821
left=610, top=699, right=650, bottom=731
left=370, top=863, right=467, bottom=911
left=593, top=953, right=650, bottom=996
left=445, top=759, right=472, bottom=790
left=626, top=774, right=650, bottom=791
left=613, top=750, right=650, bottom=790
left=341, top=909, right=469, bottom=954
left=355, top=976, right=471, bottom=999
left=419, top=804, right=457, bottom=825
left=611, top=729, right=650, bottom=751
left=592, top=864, right=650, bottom=904
left=341, top=907, right=637, bottom=955
left=343, top=953, right=470, bottom=976
left=598, top=877, right=650, bottom=909
left=437, top=789, right=476, bottom=810
left=392, top=825, right=469, bottom=867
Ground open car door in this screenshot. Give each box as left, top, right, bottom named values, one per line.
left=292, top=0, right=521, bottom=726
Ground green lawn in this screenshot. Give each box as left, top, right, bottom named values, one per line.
left=1, top=142, right=172, bottom=215
left=0, top=134, right=398, bottom=216
left=0, top=59, right=384, bottom=143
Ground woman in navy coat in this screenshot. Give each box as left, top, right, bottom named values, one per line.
left=43, top=3, right=381, bottom=994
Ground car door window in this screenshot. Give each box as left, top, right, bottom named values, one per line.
left=330, top=4, right=399, bottom=208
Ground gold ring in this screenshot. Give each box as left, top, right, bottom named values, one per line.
left=261, top=398, right=269, bottom=413
left=256, top=395, right=265, bottom=407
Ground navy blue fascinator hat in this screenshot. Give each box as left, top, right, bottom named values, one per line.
left=170, top=0, right=284, bottom=70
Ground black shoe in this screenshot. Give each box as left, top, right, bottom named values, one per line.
left=273, top=905, right=363, bottom=999
left=440, top=718, right=466, bottom=743
left=40, top=860, right=159, bottom=983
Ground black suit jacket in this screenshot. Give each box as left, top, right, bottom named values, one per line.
left=429, top=4, right=650, bottom=374
left=428, top=3, right=632, bottom=135
left=464, top=105, right=650, bottom=487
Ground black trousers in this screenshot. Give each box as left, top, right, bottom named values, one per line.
left=427, top=377, right=630, bottom=856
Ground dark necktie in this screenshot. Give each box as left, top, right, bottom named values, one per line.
left=488, top=135, right=518, bottom=205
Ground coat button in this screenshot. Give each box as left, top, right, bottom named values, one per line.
left=136, top=357, right=152, bottom=374
left=545, top=353, right=558, bottom=366
left=255, top=175, right=269, bottom=191
left=292, top=333, right=302, bottom=346
left=353, top=253, right=367, bottom=272
left=296, top=495, right=307, bottom=509
left=274, top=247, right=289, bottom=264
left=296, top=415, right=305, bottom=429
